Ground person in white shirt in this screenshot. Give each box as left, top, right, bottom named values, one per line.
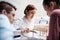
left=13, top=4, right=38, bottom=40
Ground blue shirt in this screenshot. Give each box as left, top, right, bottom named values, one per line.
left=0, top=14, right=14, bottom=40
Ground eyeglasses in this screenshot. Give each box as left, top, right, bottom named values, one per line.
left=8, top=13, right=15, bottom=17
left=12, top=14, right=15, bottom=17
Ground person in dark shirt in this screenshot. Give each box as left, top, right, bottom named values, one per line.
left=43, top=0, right=60, bottom=40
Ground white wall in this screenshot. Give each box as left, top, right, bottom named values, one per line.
left=0, top=0, right=47, bottom=18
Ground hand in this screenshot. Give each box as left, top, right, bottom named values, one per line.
left=21, top=28, right=30, bottom=34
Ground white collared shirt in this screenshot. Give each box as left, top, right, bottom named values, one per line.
left=13, top=16, right=34, bottom=37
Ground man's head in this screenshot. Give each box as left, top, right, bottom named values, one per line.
left=24, top=4, right=37, bottom=19
left=0, top=1, right=17, bottom=23
left=43, top=0, right=60, bottom=16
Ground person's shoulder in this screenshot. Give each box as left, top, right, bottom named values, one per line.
left=0, top=14, right=10, bottom=22
left=52, top=9, right=60, bottom=14
left=51, top=9, right=60, bottom=16
left=0, top=14, right=11, bottom=28
left=0, top=14, right=8, bottom=19
left=14, top=18, right=23, bottom=22
left=53, top=9, right=60, bottom=12
left=13, top=18, right=23, bottom=24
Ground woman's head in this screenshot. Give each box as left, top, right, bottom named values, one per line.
left=43, top=0, right=60, bottom=16
left=24, top=4, right=37, bottom=19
